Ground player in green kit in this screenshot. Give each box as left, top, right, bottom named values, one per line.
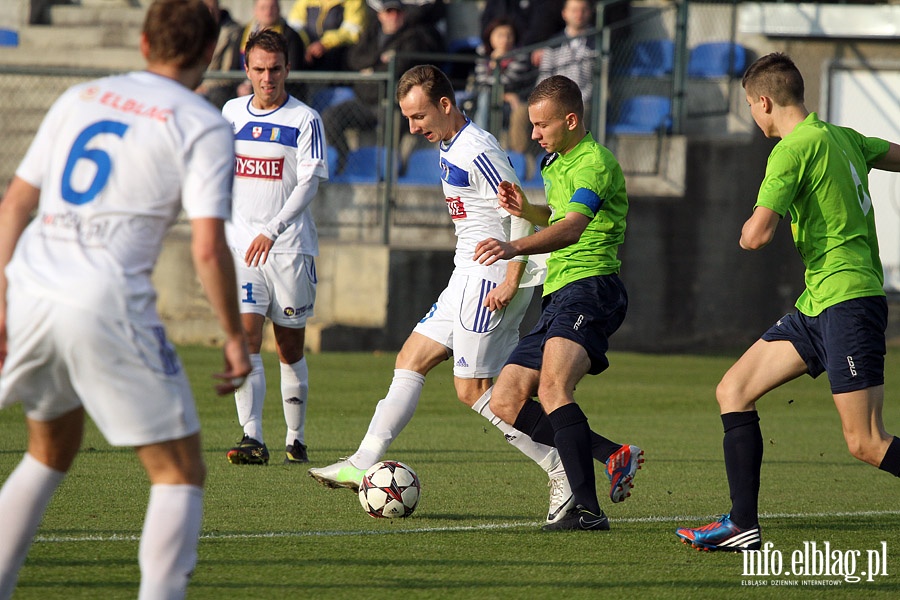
left=676, top=53, right=900, bottom=551
left=475, top=75, right=643, bottom=531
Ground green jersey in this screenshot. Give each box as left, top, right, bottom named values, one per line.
left=540, top=132, right=628, bottom=295
left=755, top=112, right=890, bottom=316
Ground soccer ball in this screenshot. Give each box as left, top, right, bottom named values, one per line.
left=358, top=460, right=421, bottom=518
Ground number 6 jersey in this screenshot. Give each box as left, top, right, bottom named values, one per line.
left=11, top=71, right=235, bottom=323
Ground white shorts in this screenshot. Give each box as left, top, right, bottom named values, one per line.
left=0, top=291, right=199, bottom=447
left=413, top=270, right=534, bottom=379
left=233, top=249, right=317, bottom=328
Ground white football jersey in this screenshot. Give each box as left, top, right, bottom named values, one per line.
left=439, top=119, right=521, bottom=277
left=222, top=95, right=328, bottom=256
left=11, top=71, right=235, bottom=323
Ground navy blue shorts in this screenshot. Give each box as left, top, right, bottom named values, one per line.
left=505, top=274, right=628, bottom=376
left=760, top=296, right=886, bottom=394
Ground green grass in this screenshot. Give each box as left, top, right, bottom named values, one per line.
left=3, top=348, right=900, bottom=599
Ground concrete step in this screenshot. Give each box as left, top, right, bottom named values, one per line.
left=0, top=45, right=143, bottom=70
left=49, top=5, right=147, bottom=28
left=19, top=24, right=142, bottom=50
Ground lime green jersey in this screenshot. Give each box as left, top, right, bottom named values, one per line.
left=755, top=112, right=890, bottom=316
left=540, top=132, right=628, bottom=295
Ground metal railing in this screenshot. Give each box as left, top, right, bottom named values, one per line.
left=1, top=1, right=752, bottom=244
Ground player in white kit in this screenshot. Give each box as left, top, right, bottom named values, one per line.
left=0, top=2, right=251, bottom=598
left=221, top=29, right=328, bottom=466
left=308, top=65, right=575, bottom=523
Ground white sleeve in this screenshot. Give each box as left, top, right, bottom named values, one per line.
left=16, top=87, right=77, bottom=188
left=262, top=114, right=327, bottom=239
left=262, top=169, right=319, bottom=239
left=181, top=119, right=235, bottom=220
left=470, top=147, right=520, bottom=204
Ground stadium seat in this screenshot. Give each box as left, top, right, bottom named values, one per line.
left=688, top=42, right=748, bottom=79
left=326, top=146, right=339, bottom=178
left=607, top=95, right=672, bottom=135
left=0, top=29, right=18, bottom=47
left=507, top=151, right=528, bottom=183
left=398, top=147, right=441, bottom=185
left=623, top=39, right=674, bottom=77
left=332, top=145, right=386, bottom=183
left=310, top=86, right=356, bottom=114
left=444, top=35, right=482, bottom=88
left=523, top=153, right=547, bottom=188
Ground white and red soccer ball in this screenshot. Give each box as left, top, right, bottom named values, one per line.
left=358, top=460, right=421, bottom=518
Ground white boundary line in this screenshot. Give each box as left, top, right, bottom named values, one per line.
left=33, top=509, right=900, bottom=544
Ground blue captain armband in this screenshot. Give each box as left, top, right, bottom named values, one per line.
left=570, top=188, right=603, bottom=215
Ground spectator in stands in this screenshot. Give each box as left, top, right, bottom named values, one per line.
left=471, top=18, right=534, bottom=154
left=480, top=0, right=565, bottom=66
left=241, top=0, right=305, bottom=71
left=238, top=0, right=305, bottom=96
left=287, top=0, right=367, bottom=71
left=322, top=0, right=444, bottom=170
left=368, top=0, right=447, bottom=31
left=197, top=0, right=244, bottom=108
left=538, top=0, right=596, bottom=116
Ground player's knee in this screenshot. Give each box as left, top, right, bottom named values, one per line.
left=715, top=377, right=750, bottom=412
left=488, top=387, right=522, bottom=422
left=536, top=380, right=569, bottom=411
left=455, top=389, right=480, bottom=408
left=843, top=435, right=882, bottom=466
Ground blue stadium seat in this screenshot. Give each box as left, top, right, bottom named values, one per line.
left=623, top=39, right=674, bottom=77
left=523, top=153, right=547, bottom=188
left=326, top=146, right=339, bottom=179
left=688, top=42, right=748, bottom=79
left=607, top=96, right=672, bottom=135
left=444, top=36, right=482, bottom=88
left=310, top=86, right=356, bottom=114
left=448, top=35, right=482, bottom=55
left=0, top=29, right=18, bottom=47
left=399, top=147, right=441, bottom=185
left=333, top=145, right=385, bottom=183
left=507, top=151, right=528, bottom=183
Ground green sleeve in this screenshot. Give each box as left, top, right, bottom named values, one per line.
left=756, top=144, right=801, bottom=218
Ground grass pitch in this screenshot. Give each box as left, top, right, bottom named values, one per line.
left=2, top=348, right=900, bottom=599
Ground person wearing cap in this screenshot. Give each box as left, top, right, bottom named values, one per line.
left=321, top=0, right=445, bottom=169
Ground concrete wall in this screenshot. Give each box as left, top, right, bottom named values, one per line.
left=154, top=130, right=805, bottom=355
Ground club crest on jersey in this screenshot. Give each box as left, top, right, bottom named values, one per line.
left=446, top=196, right=467, bottom=220
left=252, top=126, right=263, bottom=138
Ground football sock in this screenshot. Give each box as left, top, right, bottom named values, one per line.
left=547, top=403, right=601, bottom=514
left=281, top=357, right=308, bottom=447
left=878, top=436, right=900, bottom=476
left=0, top=453, right=66, bottom=599
left=138, top=484, right=203, bottom=600
left=352, top=369, right=425, bottom=470
left=721, top=410, right=763, bottom=528
left=235, top=353, right=265, bottom=444
left=512, top=398, right=621, bottom=463
left=471, top=388, right=562, bottom=475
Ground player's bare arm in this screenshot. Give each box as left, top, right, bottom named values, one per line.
left=0, top=177, right=40, bottom=368
left=739, top=206, right=781, bottom=251
left=498, top=181, right=551, bottom=226
left=190, top=217, right=252, bottom=393
left=874, top=142, right=900, bottom=172
left=475, top=211, right=590, bottom=266
left=484, top=259, right=526, bottom=311
left=483, top=212, right=533, bottom=310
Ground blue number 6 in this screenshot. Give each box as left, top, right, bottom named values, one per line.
left=61, top=120, right=129, bottom=205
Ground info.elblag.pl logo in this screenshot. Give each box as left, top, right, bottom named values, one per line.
left=741, top=541, right=888, bottom=586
